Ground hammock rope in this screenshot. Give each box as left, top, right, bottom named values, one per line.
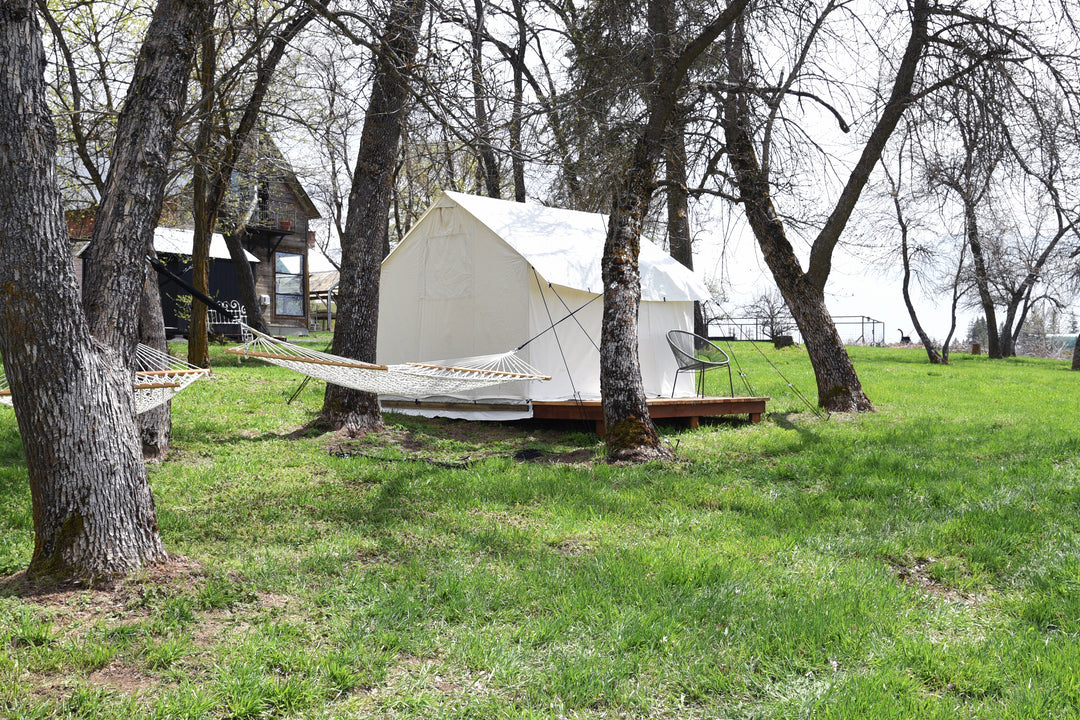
left=1, top=344, right=209, bottom=415
left=227, top=326, right=550, bottom=397
left=132, top=343, right=210, bottom=414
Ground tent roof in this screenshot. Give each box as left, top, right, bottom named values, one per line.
left=409, top=191, right=711, bottom=302
left=153, top=227, right=259, bottom=263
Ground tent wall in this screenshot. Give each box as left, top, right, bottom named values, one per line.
left=378, top=202, right=530, bottom=396
left=524, top=282, right=697, bottom=401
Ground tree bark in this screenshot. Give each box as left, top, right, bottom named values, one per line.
left=81, top=0, right=207, bottom=369
left=0, top=0, right=169, bottom=581
left=1072, top=334, right=1080, bottom=370
left=602, top=155, right=669, bottom=461
left=964, top=202, right=1001, bottom=358
left=471, top=0, right=500, bottom=198
left=188, top=8, right=217, bottom=368
left=665, top=111, right=706, bottom=337
left=138, top=251, right=172, bottom=461
left=509, top=0, right=527, bottom=202
left=321, top=0, right=426, bottom=432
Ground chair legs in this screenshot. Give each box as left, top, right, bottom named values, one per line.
left=673, top=367, right=735, bottom=398
left=672, top=369, right=704, bottom=398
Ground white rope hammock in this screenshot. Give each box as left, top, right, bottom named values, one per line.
left=0, top=344, right=209, bottom=415
left=131, top=343, right=210, bottom=414
left=226, top=326, right=550, bottom=396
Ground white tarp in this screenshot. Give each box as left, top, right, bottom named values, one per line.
left=153, top=227, right=260, bottom=263
left=378, top=191, right=711, bottom=418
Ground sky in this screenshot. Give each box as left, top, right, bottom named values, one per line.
left=694, top=220, right=974, bottom=347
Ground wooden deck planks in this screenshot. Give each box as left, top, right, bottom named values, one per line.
left=381, top=396, right=769, bottom=436
left=531, top=396, right=769, bottom=436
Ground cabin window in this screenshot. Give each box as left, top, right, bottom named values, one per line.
left=275, top=252, right=305, bottom=317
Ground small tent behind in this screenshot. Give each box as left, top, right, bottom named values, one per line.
left=377, top=191, right=712, bottom=419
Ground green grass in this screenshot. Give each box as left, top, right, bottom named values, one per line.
left=2, top=340, right=1080, bottom=718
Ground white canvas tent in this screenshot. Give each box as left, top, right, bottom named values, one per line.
left=377, top=191, right=712, bottom=419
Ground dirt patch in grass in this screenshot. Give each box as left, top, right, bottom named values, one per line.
left=327, top=416, right=598, bottom=467
left=353, top=548, right=395, bottom=568
left=0, top=555, right=205, bottom=604
left=550, top=538, right=595, bottom=557
left=88, top=662, right=159, bottom=695
left=894, top=558, right=982, bottom=606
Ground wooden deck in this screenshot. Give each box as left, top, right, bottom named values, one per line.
left=381, top=396, right=768, bottom=436
left=532, top=396, right=769, bottom=436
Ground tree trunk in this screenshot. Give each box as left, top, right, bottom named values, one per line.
left=942, top=244, right=967, bottom=364
left=81, top=0, right=206, bottom=369
left=321, top=0, right=426, bottom=432
left=664, top=111, right=707, bottom=337
left=510, top=0, right=527, bottom=203
left=221, top=224, right=270, bottom=334
left=471, top=0, right=500, bottom=198
left=999, top=297, right=1019, bottom=358
left=138, top=253, right=172, bottom=461
left=1072, top=334, right=1080, bottom=370
left=599, top=0, right=747, bottom=458
left=965, top=203, right=1001, bottom=359
left=602, top=156, right=670, bottom=461
left=188, top=9, right=217, bottom=369
left=0, top=0, right=168, bottom=581
left=896, top=193, right=941, bottom=363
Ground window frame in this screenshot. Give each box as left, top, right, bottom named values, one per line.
left=273, top=251, right=306, bottom=318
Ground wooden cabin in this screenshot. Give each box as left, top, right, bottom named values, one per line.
left=70, top=134, right=321, bottom=337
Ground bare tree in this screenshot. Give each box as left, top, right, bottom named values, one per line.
left=879, top=148, right=943, bottom=363
left=742, top=290, right=795, bottom=341
left=187, top=1, right=315, bottom=366
left=578, top=0, right=749, bottom=460
left=719, top=1, right=937, bottom=412
left=922, top=71, right=1008, bottom=358
left=321, top=0, right=427, bottom=432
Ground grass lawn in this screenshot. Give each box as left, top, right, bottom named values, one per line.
left=1, top=339, right=1079, bottom=718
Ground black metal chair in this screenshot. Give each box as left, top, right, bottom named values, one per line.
left=666, top=330, right=734, bottom=398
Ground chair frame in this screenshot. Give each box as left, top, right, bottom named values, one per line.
left=666, top=330, right=734, bottom=398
